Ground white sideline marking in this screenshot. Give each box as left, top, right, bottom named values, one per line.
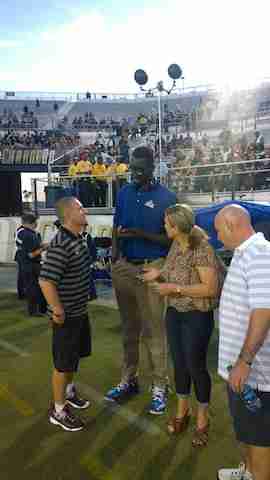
left=78, top=382, right=162, bottom=436
left=0, top=339, right=30, bottom=357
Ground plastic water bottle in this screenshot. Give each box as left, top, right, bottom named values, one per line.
left=227, top=365, right=262, bottom=413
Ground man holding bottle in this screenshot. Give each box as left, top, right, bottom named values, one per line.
left=215, top=204, right=270, bottom=480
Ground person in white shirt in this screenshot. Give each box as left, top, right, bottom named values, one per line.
left=215, top=204, right=270, bottom=480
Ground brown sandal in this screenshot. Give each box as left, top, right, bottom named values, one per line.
left=192, top=422, right=210, bottom=447
left=167, top=411, right=191, bottom=435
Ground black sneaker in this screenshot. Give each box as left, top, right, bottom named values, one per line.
left=49, top=404, right=84, bottom=431
left=104, top=378, right=140, bottom=403
left=66, top=387, right=90, bottom=409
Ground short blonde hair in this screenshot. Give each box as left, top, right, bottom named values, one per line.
left=165, top=203, right=208, bottom=249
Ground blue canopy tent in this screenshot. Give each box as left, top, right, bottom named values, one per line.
left=195, top=201, right=270, bottom=249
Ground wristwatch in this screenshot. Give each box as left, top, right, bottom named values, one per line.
left=238, top=351, right=253, bottom=366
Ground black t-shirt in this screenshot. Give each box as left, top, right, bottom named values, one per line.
left=16, top=227, right=42, bottom=269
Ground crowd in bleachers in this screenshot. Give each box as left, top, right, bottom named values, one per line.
left=59, top=103, right=209, bottom=134
left=52, top=122, right=270, bottom=210
left=0, top=107, right=39, bottom=129
left=0, top=130, right=80, bottom=150
left=169, top=129, right=270, bottom=194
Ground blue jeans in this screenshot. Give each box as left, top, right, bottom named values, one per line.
left=166, top=307, right=214, bottom=404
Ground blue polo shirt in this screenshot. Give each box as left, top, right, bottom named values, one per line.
left=114, top=182, right=177, bottom=259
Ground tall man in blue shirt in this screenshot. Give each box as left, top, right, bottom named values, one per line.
left=105, top=146, right=176, bottom=414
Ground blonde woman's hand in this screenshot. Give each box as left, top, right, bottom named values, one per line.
left=150, top=282, right=177, bottom=296
left=140, top=267, right=161, bottom=283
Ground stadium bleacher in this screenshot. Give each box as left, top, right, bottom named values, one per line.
left=0, top=100, right=65, bottom=115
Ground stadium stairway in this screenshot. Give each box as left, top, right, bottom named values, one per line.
left=43, top=101, right=73, bottom=130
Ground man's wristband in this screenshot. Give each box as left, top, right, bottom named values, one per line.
left=238, top=351, right=253, bottom=366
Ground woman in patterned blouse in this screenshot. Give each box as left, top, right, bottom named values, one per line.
left=142, top=204, right=219, bottom=447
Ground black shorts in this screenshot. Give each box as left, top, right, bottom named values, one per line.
left=52, top=314, right=91, bottom=373
left=227, top=385, right=270, bottom=447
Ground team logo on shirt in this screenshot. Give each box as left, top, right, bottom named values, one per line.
left=144, top=200, right=155, bottom=209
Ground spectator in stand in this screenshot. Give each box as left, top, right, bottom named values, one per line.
left=76, top=153, right=92, bottom=175
left=107, top=135, right=116, bottom=149
left=118, top=137, right=130, bottom=164
left=154, top=160, right=168, bottom=184
left=202, top=133, right=209, bottom=147
left=106, top=158, right=128, bottom=205
left=184, top=133, right=193, bottom=148
left=106, top=160, right=117, bottom=205
left=68, top=157, right=79, bottom=177
left=240, top=134, right=248, bottom=157
left=115, top=158, right=128, bottom=176
left=178, top=134, right=184, bottom=146
left=75, top=153, right=94, bottom=207
left=92, top=155, right=107, bottom=206
left=115, top=157, right=129, bottom=192
left=255, top=131, right=265, bottom=156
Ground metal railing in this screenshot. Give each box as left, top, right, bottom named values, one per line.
left=0, top=85, right=215, bottom=103
left=32, top=173, right=130, bottom=213
left=167, top=157, right=270, bottom=205
left=31, top=157, right=270, bottom=214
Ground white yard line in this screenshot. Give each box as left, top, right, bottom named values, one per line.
left=78, top=382, right=162, bottom=436
left=0, top=339, right=30, bottom=357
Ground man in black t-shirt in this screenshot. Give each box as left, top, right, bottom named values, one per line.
left=17, top=212, right=47, bottom=316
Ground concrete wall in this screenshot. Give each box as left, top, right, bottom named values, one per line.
left=0, top=214, right=113, bottom=263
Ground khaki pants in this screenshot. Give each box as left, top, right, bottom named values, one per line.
left=112, top=258, right=168, bottom=388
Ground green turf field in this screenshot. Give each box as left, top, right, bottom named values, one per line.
left=0, top=293, right=239, bottom=480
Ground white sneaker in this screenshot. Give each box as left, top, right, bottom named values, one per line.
left=217, top=463, right=253, bottom=480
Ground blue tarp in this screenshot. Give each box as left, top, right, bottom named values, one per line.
left=195, top=200, right=270, bottom=249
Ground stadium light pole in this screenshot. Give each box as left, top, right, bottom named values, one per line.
left=134, top=64, right=183, bottom=179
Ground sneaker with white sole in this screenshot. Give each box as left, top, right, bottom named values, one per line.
left=217, top=463, right=253, bottom=480
left=149, top=386, right=167, bottom=415
left=104, top=378, right=139, bottom=403
left=66, top=386, right=90, bottom=409
left=49, top=404, right=84, bottom=432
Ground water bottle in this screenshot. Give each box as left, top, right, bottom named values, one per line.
left=227, top=365, right=262, bottom=413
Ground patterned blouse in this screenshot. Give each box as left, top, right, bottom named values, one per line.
left=161, top=238, right=217, bottom=312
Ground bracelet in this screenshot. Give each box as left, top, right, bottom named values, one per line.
left=239, top=351, right=253, bottom=366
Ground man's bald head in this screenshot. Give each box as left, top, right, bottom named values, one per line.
left=216, top=205, right=251, bottom=227
left=215, top=204, right=254, bottom=249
